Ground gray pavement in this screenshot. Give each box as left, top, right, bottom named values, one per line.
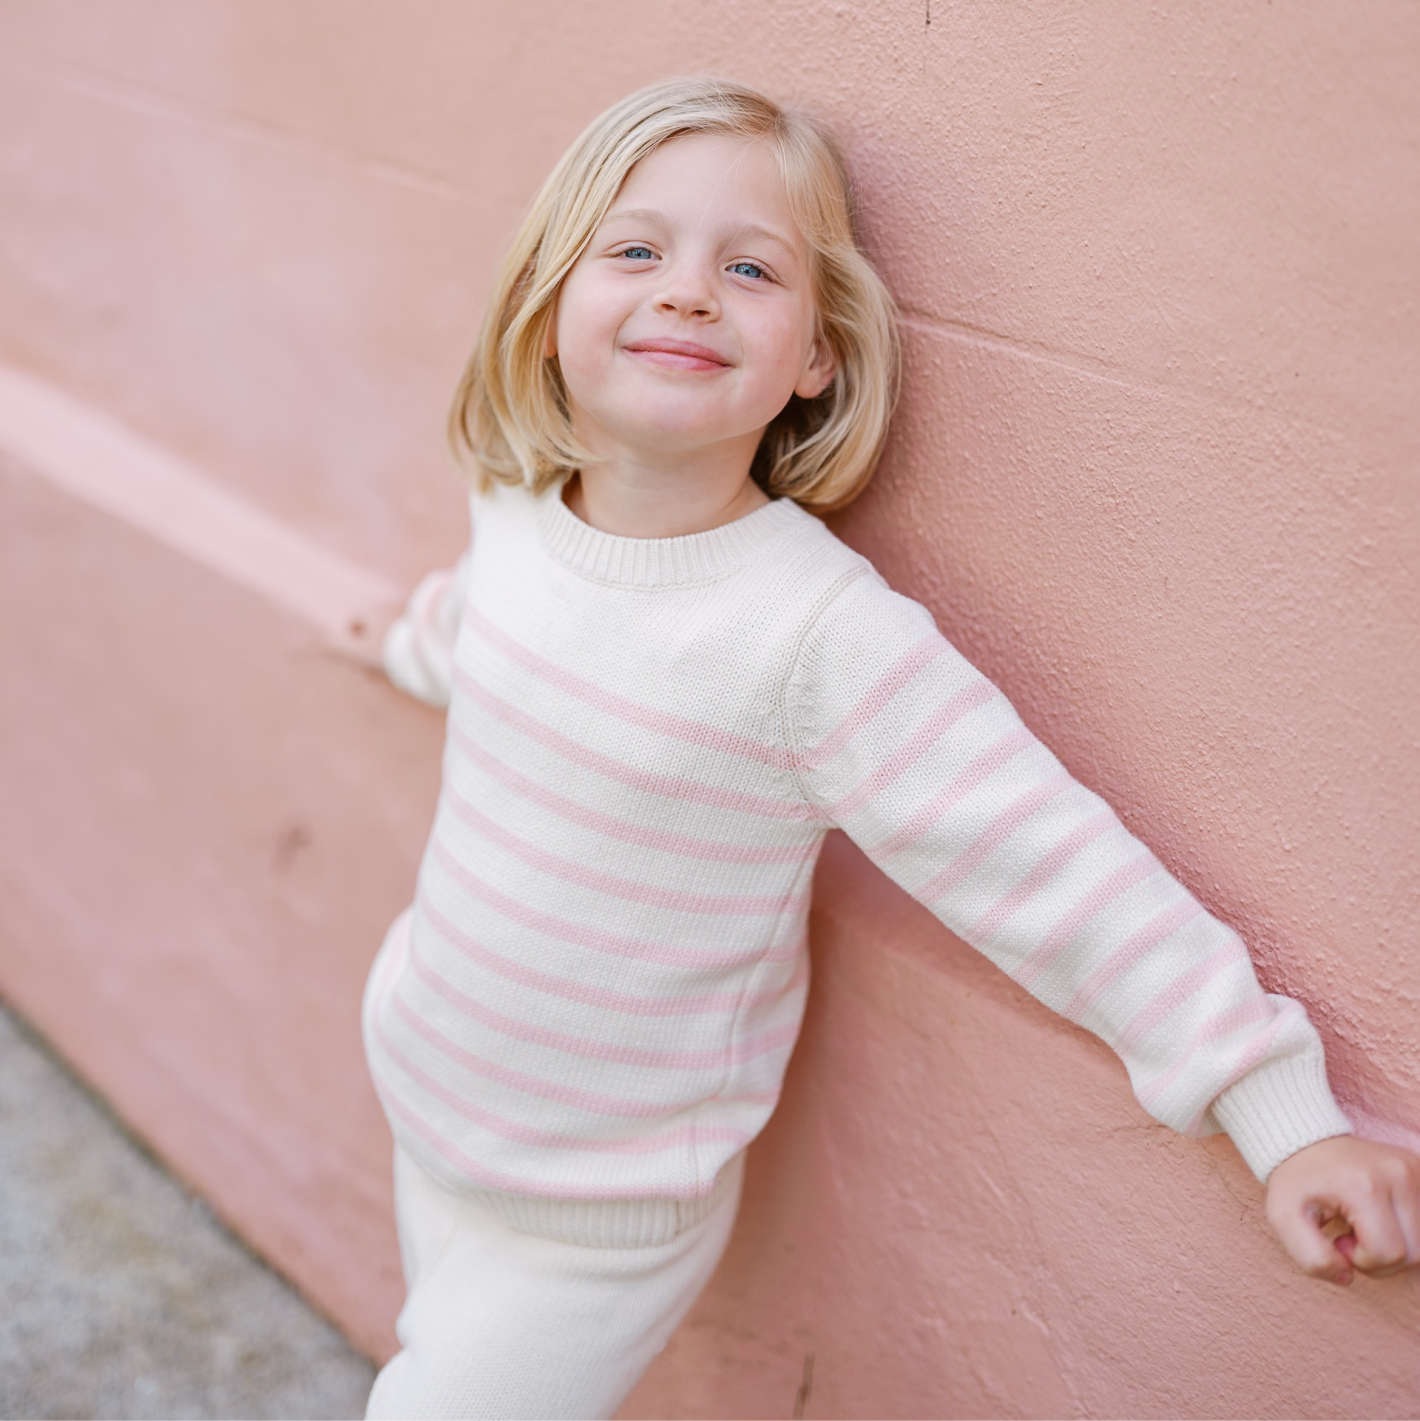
left=0, top=1000, right=376, bottom=1420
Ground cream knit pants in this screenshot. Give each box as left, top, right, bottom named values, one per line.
left=365, top=1147, right=744, bottom=1420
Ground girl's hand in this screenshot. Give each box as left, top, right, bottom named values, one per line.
left=1266, top=1135, right=1420, bottom=1284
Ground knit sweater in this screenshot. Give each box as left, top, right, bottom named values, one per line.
left=364, top=481, right=1351, bottom=1201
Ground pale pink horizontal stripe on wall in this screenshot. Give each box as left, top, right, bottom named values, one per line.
left=467, top=607, right=795, bottom=769
left=1015, top=854, right=1162, bottom=991
left=1061, top=899, right=1206, bottom=1019
left=429, top=839, right=799, bottom=971
left=420, top=896, right=809, bottom=1019
left=377, top=1021, right=754, bottom=1155
left=801, top=633, right=946, bottom=769
left=405, top=937, right=800, bottom=1071
left=450, top=723, right=815, bottom=865
left=827, top=679, right=999, bottom=821
left=455, top=668, right=816, bottom=822
left=970, top=810, right=1118, bottom=944
left=0, top=365, right=402, bottom=644
left=914, top=772, right=1076, bottom=906
left=1116, top=944, right=1251, bottom=1055
left=444, top=782, right=809, bottom=917
left=1137, top=997, right=1275, bottom=1110
left=390, top=988, right=776, bottom=1118
left=378, top=1090, right=723, bottom=1202
left=869, top=727, right=1037, bottom=861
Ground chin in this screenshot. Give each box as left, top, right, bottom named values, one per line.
left=614, top=407, right=751, bottom=448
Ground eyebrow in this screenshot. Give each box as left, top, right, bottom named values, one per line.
left=601, top=207, right=800, bottom=259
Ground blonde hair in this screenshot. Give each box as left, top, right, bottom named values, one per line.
left=449, top=77, right=899, bottom=514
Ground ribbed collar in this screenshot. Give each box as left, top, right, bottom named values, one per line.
left=536, top=487, right=805, bottom=588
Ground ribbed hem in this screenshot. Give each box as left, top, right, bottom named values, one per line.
left=1209, top=1051, right=1353, bottom=1182
left=464, top=1151, right=745, bottom=1248
left=537, top=487, right=804, bottom=588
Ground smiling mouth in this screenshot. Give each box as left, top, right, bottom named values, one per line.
left=623, top=340, right=731, bottom=371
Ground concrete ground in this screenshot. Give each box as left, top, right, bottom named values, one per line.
left=0, top=1000, right=376, bottom=1420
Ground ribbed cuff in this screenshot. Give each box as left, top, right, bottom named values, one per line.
left=466, top=1151, right=745, bottom=1248
left=1209, top=1051, right=1353, bottom=1182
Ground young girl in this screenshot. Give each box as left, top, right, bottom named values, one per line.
left=362, top=78, right=1420, bottom=1419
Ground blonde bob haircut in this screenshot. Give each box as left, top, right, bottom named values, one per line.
left=449, top=77, right=899, bottom=513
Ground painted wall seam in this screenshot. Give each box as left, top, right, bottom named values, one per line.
left=0, top=364, right=401, bottom=658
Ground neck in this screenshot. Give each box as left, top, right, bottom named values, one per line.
left=562, top=434, right=769, bottom=540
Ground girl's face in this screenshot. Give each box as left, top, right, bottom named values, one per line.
left=550, top=132, right=835, bottom=466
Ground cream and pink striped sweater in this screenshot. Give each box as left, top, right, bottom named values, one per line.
left=363, top=481, right=1351, bottom=1201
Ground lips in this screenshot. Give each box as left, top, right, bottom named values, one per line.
left=622, top=338, right=731, bottom=371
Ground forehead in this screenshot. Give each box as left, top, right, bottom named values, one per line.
left=609, top=132, right=800, bottom=248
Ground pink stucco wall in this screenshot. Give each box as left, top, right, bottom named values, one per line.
left=1, top=3, right=1418, bottom=1415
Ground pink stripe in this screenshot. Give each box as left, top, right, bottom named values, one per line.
left=376, top=1090, right=726, bottom=1200
left=1016, top=854, right=1161, bottom=990
left=421, top=896, right=809, bottom=1018
left=1116, top=943, right=1251, bottom=1055
left=802, top=634, right=946, bottom=769
left=390, top=987, right=775, bottom=1118
left=970, top=810, right=1118, bottom=943
left=1220, top=1017, right=1289, bottom=1091
left=467, top=607, right=793, bottom=768
left=1062, top=899, right=1205, bottom=1018
left=455, top=667, right=814, bottom=822
left=444, top=782, right=807, bottom=917
left=827, top=679, right=1000, bottom=820
left=451, top=722, right=813, bottom=865
left=405, top=936, right=801, bottom=1071
left=1137, top=997, right=1275, bottom=1109
left=430, top=839, right=799, bottom=970
left=870, top=727, right=1036, bottom=860
left=408, top=568, right=456, bottom=635
left=1180, top=1017, right=1292, bottom=1134
left=376, top=1017, right=753, bottom=1155
left=914, top=772, right=1076, bottom=904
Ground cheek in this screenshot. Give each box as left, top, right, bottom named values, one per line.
left=553, top=294, right=615, bottom=391
left=749, top=308, right=815, bottom=389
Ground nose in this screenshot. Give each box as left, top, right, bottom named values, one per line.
left=652, top=257, right=718, bottom=320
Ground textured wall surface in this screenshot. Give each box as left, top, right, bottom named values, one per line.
left=1, top=2, right=1418, bottom=1414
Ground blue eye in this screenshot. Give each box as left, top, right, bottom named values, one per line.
left=620, top=245, right=656, bottom=260
left=730, top=261, right=768, bottom=280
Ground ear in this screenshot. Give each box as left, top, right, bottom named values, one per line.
left=794, top=332, right=836, bottom=400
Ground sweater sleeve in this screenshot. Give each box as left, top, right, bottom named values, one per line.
left=381, top=549, right=471, bottom=710
left=787, top=571, right=1351, bottom=1181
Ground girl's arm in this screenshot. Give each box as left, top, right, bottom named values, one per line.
left=382, top=550, right=471, bottom=709
left=789, top=571, right=1420, bottom=1282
